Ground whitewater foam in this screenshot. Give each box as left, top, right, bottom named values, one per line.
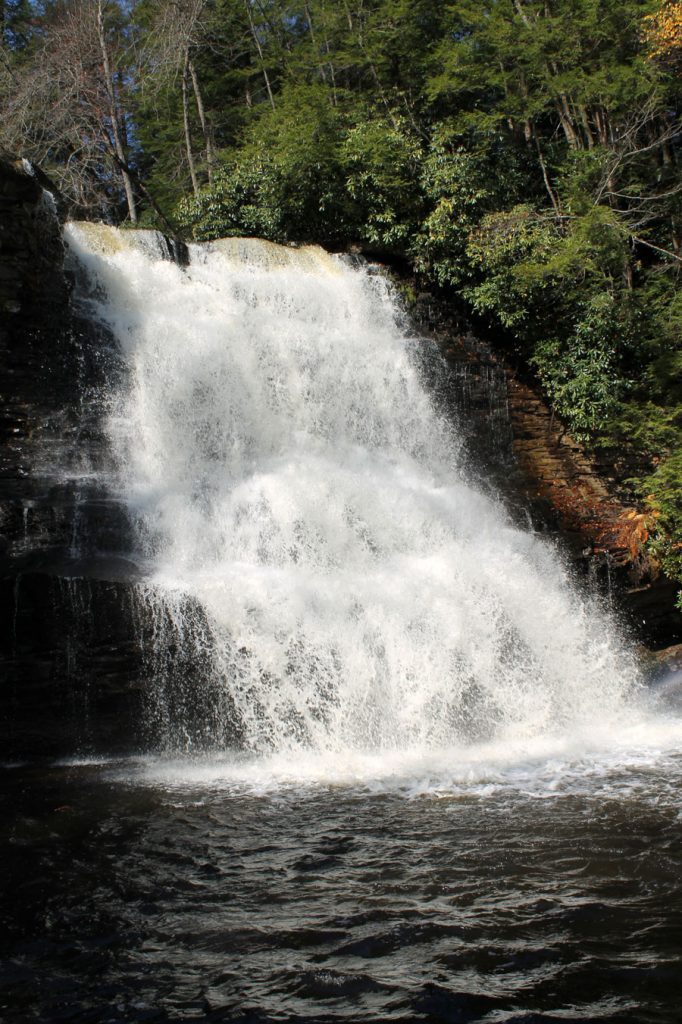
left=64, top=223, right=663, bottom=770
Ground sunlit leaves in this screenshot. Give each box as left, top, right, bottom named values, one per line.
left=643, top=0, right=682, bottom=62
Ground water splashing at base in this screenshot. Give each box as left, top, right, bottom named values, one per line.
left=65, top=222, right=655, bottom=774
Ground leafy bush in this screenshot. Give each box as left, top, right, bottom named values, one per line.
left=531, top=293, right=633, bottom=440
left=341, top=115, right=424, bottom=252
left=461, top=204, right=636, bottom=439
left=176, top=84, right=349, bottom=245
left=413, top=129, right=528, bottom=288
left=462, top=205, right=559, bottom=329
left=643, top=451, right=682, bottom=605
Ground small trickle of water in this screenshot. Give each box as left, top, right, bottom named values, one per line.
left=64, top=223, right=651, bottom=771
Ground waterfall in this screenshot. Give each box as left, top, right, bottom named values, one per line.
left=65, top=222, right=642, bottom=764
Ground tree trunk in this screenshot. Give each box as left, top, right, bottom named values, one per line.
left=341, top=0, right=354, bottom=32
left=326, top=40, right=338, bottom=106
left=555, top=93, right=580, bottom=149
left=515, top=9, right=581, bottom=151
left=188, top=58, right=213, bottom=184
left=244, top=1, right=276, bottom=111
left=182, top=53, right=199, bottom=196
left=304, top=2, right=326, bottom=82
left=535, top=133, right=562, bottom=219
left=580, top=106, right=595, bottom=149
left=624, top=262, right=634, bottom=291
left=594, top=107, right=611, bottom=146
left=96, top=1, right=137, bottom=223
left=512, top=0, right=532, bottom=27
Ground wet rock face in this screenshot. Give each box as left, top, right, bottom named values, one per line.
left=0, top=157, right=68, bottom=319
left=407, top=287, right=682, bottom=646
left=1, top=574, right=145, bottom=757
left=0, top=157, right=74, bottom=481
left=504, top=371, right=682, bottom=645
left=0, top=158, right=143, bottom=757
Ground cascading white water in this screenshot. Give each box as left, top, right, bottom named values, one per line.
left=65, top=222, right=646, bottom=771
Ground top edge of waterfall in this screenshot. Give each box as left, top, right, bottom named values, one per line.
left=65, top=221, right=340, bottom=274
left=66, top=221, right=185, bottom=264
left=201, top=236, right=340, bottom=273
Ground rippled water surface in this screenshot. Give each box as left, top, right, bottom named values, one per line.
left=3, top=748, right=682, bottom=1024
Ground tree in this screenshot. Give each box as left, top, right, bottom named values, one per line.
left=0, top=0, right=34, bottom=50
left=0, top=0, right=138, bottom=221
left=644, top=0, right=682, bottom=61
left=135, top=0, right=217, bottom=197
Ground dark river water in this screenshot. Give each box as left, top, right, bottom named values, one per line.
left=3, top=748, right=682, bottom=1024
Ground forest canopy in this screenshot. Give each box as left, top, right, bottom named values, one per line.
left=2, top=0, right=682, bottom=595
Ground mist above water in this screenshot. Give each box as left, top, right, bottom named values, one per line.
left=65, top=223, right=648, bottom=772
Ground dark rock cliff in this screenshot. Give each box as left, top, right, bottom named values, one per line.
left=1, top=156, right=71, bottom=480
left=0, top=157, right=143, bottom=758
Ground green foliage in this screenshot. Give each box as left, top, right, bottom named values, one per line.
left=463, top=206, right=559, bottom=328
left=176, top=103, right=425, bottom=252
left=643, top=452, right=682, bottom=605
left=461, top=204, right=638, bottom=439
left=342, top=116, right=424, bottom=251
left=531, top=293, right=633, bottom=439
left=604, top=274, right=682, bottom=596
left=176, top=159, right=279, bottom=241
left=176, top=83, right=349, bottom=245
left=413, top=129, right=526, bottom=287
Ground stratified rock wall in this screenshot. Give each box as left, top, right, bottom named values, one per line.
left=0, top=158, right=144, bottom=757
left=505, top=369, right=682, bottom=644
left=0, top=157, right=72, bottom=480
left=408, top=287, right=682, bottom=646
